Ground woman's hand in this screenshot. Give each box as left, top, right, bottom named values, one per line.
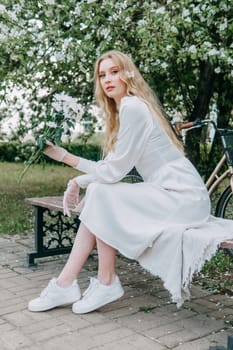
left=63, top=179, right=80, bottom=217
left=43, top=141, right=68, bottom=162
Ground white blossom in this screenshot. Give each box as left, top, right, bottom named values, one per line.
left=161, top=62, right=168, bottom=69
left=45, top=0, right=55, bottom=4
left=184, top=17, right=192, bottom=23
left=208, top=48, right=219, bottom=56
left=27, top=50, right=34, bottom=57
left=99, top=28, right=110, bottom=39
left=203, top=41, right=212, bottom=48
left=28, top=19, right=43, bottom=30
left=22, top=131, right=35, bottom=143
left=35, top=72, right=46, bottom=80
left=125, top=70, right=135, bottom=78
left=52, top=93, right=84, bottom=122
left=219, top=20, right=227, bottom=31
left=156, top=6, right=166, bottom=15
left=63, top=38, right=72, bottom=50
left=138, top=19, right=147, bottom=26
left=188, top=45, right=197, bottom=54
left=166, top=45, right=172, bottom=51
left=0, top=4, right=6, bottom=14
left=193, top=6, right=201, bottom=14
left=182, top=9, right=190, bottom=17
left=74, top=5, right=81, bottom=16
left=80, top=23, right=88, bottom=31
left=219, top=48, right=226, bottom=59
left=170, top=26, right=178, bottom=34
left=46, top=121, right=57, bottom=128
left=214, top=67, right=221, bottom=74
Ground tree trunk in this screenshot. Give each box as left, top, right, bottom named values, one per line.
left=186, top=61, right=215, bottom=171
left=190, top=61, right=215, bottom=121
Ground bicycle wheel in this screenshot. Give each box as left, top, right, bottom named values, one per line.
left=215, top=185, right=233, bottom=219
left=215, top=185, right=233, bottom=257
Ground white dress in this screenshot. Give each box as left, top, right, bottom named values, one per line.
left=74, top=96, right=233, bottom=307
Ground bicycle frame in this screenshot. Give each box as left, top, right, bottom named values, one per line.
left=205, top=153, right=233, bottom=195
left=176, top=119, right=233, bottom=198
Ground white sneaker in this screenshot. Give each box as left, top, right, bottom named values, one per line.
left=72, top=275, right=124, bottom=314
left=28, top=278, right=81, bottom=312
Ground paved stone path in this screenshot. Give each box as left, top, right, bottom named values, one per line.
left=0, top=233, right=232, bottom=350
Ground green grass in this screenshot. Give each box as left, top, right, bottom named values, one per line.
left=194, top=250, right=233, bottom=295
left=0, top=162, right=78, bottom=234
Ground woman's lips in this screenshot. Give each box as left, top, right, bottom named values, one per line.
left=106, top=86, right=114, bottom=92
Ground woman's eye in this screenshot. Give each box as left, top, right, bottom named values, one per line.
left=99, top=74, right=105, bottom=78
left=111, top=70, right=118, bottom=75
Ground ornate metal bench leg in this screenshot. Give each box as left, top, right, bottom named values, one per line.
left=209, top=336, right=233, bottom=350
left=27, top=206, right=44, bottom=267
left=27, top=205, right=80, bottom=267
left=228, top=335, right=233, bottom=350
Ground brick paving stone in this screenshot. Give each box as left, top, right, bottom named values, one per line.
left=0, top=321, right=15, bottom=332
left=28, top=323, right=74, bottom=343
left=4, top=310, right=45, bottom=328
left=80, top=312, right=111, bottom=325
left=0, top=290, right=16, bottom=302
left=185, top=303, right=216, bottom=315
left=54, top=313, right=97, bottom=331
left=207, top=294, right=233, bottom=306
left=154, top=315, right=230, bottom=349
left=192, top=297, right=226, bottom=310
left=0, top=345, right=10, bottom=350
left=32, top=327, right=135, bottom=350
left=1, top=329, right=34, bottom=350
left=91, top=334, right=166, bottom=350
left=208, top=307, right=233, bottom=319
left=22, top=317, right=68, bottom=335
left=173, top=329, right=233, bottom=350
left=189, top=284, right=214, bottom=298
left=83, top=325, right=135, bottom=346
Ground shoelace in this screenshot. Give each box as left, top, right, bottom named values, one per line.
left=40, top=279, right=55, bottom=297
left=82, top=277, right=99, bottom=298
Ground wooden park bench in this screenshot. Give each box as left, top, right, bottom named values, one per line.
left=25, top=168, right=143, bottom=267
left=26, top=193, right=233, bottom=267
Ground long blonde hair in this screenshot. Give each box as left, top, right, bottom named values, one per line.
left=94, top=50, right=183, bottom=154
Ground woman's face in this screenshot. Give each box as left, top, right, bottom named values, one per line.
left=98, top=58, right=127, bottom=105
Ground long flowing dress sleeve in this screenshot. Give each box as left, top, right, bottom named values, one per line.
left=74, top=97, right=153, bottom=188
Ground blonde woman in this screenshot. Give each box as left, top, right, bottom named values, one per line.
left=28, top=50, right=233, bottom=313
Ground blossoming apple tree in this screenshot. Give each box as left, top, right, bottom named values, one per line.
left=0, top=0, right=232, bottom=150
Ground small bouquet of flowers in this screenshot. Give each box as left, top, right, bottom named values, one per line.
left=19, top=93, right=84, bottom=182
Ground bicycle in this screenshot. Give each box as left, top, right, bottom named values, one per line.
left=175, top=118, right=233, bottom=255
left=175, top=119, right=233, bottom=218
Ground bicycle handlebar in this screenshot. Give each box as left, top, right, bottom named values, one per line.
left=179, top=119, right=217, bottom=131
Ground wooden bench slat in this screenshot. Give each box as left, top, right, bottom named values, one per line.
left=25, top=196, right=82, bottom=214
left=220, top=240, right=233, bottom=249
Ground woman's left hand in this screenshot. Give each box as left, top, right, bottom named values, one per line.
left=43, top=141, right=68, bottom=162
left=63, top=179, right=80, bottom=217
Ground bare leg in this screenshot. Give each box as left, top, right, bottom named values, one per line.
left=71, top=238, right=123, bottom=314
left=96, top=237, right=117, bottom=285
left=57, top=223, right=96, bottom=287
